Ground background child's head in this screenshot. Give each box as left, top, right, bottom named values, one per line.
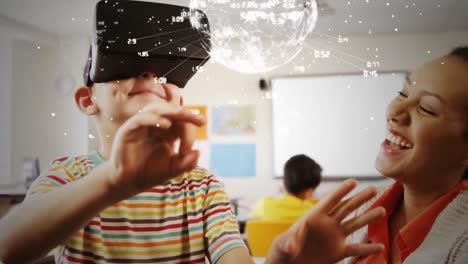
left=283, top=154, right=322, bottom=199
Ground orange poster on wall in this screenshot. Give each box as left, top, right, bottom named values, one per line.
left=186, top=105, right=208, bottom=140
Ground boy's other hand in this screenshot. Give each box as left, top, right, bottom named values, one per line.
left=266, top=179, right=385, bottom=264
left=106, top=83, right=206, bottom=196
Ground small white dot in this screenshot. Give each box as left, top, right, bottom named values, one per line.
left=375, top=48, right=379, bottom=51
left=106, top=134, right=110, bottom=138
left=386, top=2, right=390, bottom=6
left=64, top=132, right=68, bottom=136
left=427, top=50, right=431, bottom=54
left=441, top=62, right=445, bottom=65
left=71, top=18, right=75, bottom=21
left=394, top=28, right=398, bottom=32
left=349, top=14, right=353, bottom=18
left=156, top=124, right=160, bottom=127
left=51, top=113, right=56, bottom=117
left=358, top=20, right=363, bottom=24
left=344, top=19, right=348, bottom=23
left=110, top=117, right=114, bottom=121
left=419, top=12, right=423, bottom=16
left=392, top=14, right=395, bottom=18
left=88, top=134, right=95, bottom=139
left=347, top=1, right=351, bottom=4
left=85, top=18, right=89, bottom=22
left=370, top=117, right=374, bottom=121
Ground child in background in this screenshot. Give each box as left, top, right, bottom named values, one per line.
left=252, top=154, right=322, bottom=221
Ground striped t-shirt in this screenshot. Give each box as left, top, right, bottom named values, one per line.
left=26, top=151, right=246, bottom=264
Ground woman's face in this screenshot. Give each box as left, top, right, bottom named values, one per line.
left=375, top=56, right=468, bottom=186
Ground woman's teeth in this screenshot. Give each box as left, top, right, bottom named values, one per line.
left=386, top=133, right=413, bottom=149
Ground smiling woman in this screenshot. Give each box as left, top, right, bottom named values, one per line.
left=347, top=46, right=468, bottom=264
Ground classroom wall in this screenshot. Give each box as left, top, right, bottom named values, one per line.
left=0, top=26, right=13, bottom=185
left=0, top=16, right=89, bottom=186
left=0, top=16, right=59, bottom=185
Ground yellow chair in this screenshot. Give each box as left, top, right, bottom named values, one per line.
left=246, top=220, right=294, bottom=257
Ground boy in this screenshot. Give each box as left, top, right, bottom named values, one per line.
left=252, top=154, right=322, bottom=221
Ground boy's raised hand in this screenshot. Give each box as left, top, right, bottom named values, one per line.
left=106, top=83, right=206, bottom=196
left=266, top=179, right=385, bottom=264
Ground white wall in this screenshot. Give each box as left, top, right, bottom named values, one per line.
left=181, top=31, right=468, bottom=216
left=0, top=27, right=13, bottom=185
left=10, top=39, right=89, bottom=185
left=0, top=16, right=58, bottom=185
left=0, top=16, right=89, bottom=186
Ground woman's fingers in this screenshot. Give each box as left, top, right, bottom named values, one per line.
left=344, top=243, right=385, bottom=258
left=313, top=179, right=357, bottom=214
left=342, top=207, right=386, bottom=236
left=331, top=186, right=377, bottom=221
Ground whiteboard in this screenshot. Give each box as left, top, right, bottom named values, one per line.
left=271, top=73, right=405, bottom=179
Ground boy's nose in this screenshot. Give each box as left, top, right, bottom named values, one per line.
left=139, top=72, right=157, bottom=80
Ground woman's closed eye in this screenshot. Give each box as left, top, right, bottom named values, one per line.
left=419, top=106, right=436, bottom=116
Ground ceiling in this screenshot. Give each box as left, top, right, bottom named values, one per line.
left=0, top=0, right=467, bottom=37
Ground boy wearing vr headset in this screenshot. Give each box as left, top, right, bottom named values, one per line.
left=0, top=1, right=386, bottom=263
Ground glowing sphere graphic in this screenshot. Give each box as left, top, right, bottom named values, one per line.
left=190, top=0, right=318, bottom=73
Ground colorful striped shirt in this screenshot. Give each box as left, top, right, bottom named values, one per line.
left=26, top=151, right=246, bottom=264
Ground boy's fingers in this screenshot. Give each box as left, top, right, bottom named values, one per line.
left=142, top=104, right=205, bottom=127
left=342, top=207, right=385, bottom=236
left=332, top=186, right=377, bottom=221
left=162, top=108, right=206, bottom=127
left=125, top=113, right=172, bottom=132
left=313, top=179, right=357, bottom=214
left=344, top=243, right=384, bottom=258
left=178, top=123, right=196, bottom=155
left=170, top=150, right=199, bottom=177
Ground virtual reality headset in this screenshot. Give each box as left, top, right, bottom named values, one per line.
left=84, top=0, right=211, bottom=88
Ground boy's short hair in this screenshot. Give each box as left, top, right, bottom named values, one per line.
left=283, top=154, right=322, bottom=195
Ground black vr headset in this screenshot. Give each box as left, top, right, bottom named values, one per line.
left=84, top=0, right=211, bottom=88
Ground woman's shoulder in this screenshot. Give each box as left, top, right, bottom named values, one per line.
left=405, top=190, right=468, bottom=263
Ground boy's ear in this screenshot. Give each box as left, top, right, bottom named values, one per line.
left=75, top=86, right=99, bottom=116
